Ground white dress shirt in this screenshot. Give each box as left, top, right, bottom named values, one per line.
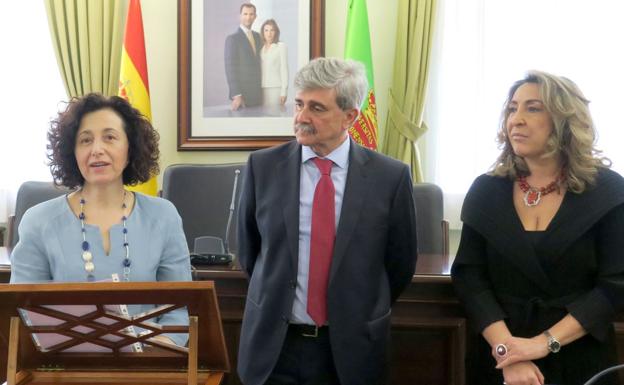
left=290, top=138, right=350, bottom=325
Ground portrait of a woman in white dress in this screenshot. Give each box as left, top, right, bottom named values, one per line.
left=260, top=19, right=288, bottom=107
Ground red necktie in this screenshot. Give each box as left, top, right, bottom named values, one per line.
left=307, top=158, right=335, bottom=326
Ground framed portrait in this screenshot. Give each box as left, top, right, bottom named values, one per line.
left=178, top=0, right=325, bottom=150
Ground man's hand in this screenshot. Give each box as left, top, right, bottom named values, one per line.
left=231, top=95, right=244, bottom=110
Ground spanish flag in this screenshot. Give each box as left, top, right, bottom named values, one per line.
left=344, top=0, right=378, bottom=150
left=119, top=0, right=157, bottom=196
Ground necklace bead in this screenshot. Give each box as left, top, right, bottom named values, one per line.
left=82, top=251, right=92, bottom=262
left=79, top=190, right=131, bottom=281
left=517, top=173, right=564, bottom=207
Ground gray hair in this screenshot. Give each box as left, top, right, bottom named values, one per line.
left=294, top=57, right=368, bottom=111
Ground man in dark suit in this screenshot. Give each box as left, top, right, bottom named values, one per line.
left=237, top=57, right=418, bottom=385
left=224, top=3, right=262, bottom=110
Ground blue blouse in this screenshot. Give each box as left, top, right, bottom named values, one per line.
left=10, top=192, right=192, bottom=346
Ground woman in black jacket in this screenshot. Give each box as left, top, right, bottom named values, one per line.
left=452, top=70, right=624, bottom=385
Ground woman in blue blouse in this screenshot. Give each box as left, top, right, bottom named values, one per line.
left=10, top=93, right=192, bottom=346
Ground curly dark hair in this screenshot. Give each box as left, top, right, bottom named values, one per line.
left=47, top=93, right=160, bottom=189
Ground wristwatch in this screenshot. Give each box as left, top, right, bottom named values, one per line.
left=543, top=330, right=561, bottom=353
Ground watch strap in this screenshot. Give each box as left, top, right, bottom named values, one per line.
left=543, top=330, right=561, bottom=353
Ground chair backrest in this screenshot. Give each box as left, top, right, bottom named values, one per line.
left=161, top=163, right=246, bottom=255
left=412, top=183, right=449, bottom=257
left=8, top=181, right=70, bottom=250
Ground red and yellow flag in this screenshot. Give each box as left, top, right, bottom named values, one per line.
left=344, top=0, right=378, bottom=150
left=119, top=0, right=157, bottom=196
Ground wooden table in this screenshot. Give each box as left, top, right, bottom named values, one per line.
left=1, top=251, right=622, bottom=385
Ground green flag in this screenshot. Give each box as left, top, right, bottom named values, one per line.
left=344, top=0, right=378, bottom=150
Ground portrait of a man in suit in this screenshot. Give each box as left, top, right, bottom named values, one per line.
left=236, top=57, right=418, bottom=385
left=224, top=3, right=262, bottom=111
left=201, top=0, right=299, bottom=121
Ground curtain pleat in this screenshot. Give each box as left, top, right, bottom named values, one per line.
left=380, top=0, right=437, bottom=183
left=44, top=0, right=127, bottom=98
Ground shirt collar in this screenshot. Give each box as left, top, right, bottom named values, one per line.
left=240, top=25, right=252, bottom=34
left=301, top=137, right=350, bottom=169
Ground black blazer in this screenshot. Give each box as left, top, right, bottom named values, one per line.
left=224, top=28, right=262, bottom=106
left=451, top=168, right=624, bottom=385
left=236, top=140, right=418, bottom=385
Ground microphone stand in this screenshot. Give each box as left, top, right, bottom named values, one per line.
left=223, top=169, right=240, bottom=256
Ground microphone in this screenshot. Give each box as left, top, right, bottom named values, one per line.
left=190, top=169, right=241, bottom=266
left=223, top=169, right=240, bottom=255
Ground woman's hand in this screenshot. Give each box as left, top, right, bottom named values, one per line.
left=495, top=334, right=549, bottom=369
left=147, top=334, right=176, bottom=346
left=502, top=361, right=545, bottom=385
left=280, top=96, right=286, bottom=105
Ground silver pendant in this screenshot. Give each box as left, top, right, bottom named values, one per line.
left=523, top=188, right=541, bottom=207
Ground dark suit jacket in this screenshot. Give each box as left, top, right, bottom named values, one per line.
left=224, top=28, right=262, bottom=107
left=236, top=140, right=418, bottom=385
left=451, top=168, right=624, bottom=385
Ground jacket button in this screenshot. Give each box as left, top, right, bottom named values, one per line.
left=281, top=316, right=289, bottom=324
left=289, top=280, right=296, bottom=289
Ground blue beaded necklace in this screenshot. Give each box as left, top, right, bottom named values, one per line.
left=79, top=190, right=131, bottom=282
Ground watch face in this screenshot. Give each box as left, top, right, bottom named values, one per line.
left=549, top=339, right=561, bottom=353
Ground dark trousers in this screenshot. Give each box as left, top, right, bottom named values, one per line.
left=265, top=325, right=340, bottom=385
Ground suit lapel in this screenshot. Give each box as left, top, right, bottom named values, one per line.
left=537, top=170, right=624, bottom=261
left=279, top=142, right=302, bottom=275
left=329, top=143, right=369, bottom=282
left=237, top=28, right=256, bottom=56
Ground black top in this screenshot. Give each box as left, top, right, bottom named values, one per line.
left=452, top=168, right=624, bottom=385
left=525, top=230, right=554, bottom=274
left=524, top=230, right=544, bottom=246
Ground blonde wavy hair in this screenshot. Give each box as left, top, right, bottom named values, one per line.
left=490, top=70, right=610, bottom=193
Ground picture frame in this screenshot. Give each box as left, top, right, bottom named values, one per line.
left=177, top=0, right=325, bottom=150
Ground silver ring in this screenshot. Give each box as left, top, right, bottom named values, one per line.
left=495, top=343, right=508, bottom=357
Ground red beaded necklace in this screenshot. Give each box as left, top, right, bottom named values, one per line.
left=517, top=174, right=563, bottom=207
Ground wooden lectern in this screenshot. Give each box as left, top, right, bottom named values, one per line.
left=0, top=281, right=230, bottom=385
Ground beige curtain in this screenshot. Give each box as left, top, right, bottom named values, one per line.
left=44, top=0, right=127, bottom=97
left=380, top=0, right=437, bottom=183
